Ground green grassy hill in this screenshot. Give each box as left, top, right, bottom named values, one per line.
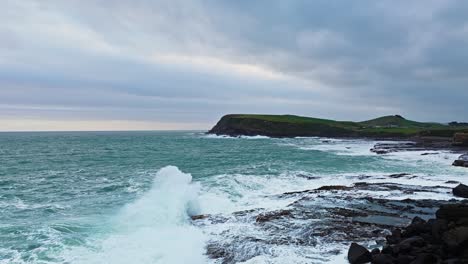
left=209, top=114, right=468, bottom=138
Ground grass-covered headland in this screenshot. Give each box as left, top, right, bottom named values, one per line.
left=208, top=114, right=468, bottom=138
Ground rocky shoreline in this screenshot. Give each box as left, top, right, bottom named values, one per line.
left=191, top=177, right=468, bottom=263
left=368, top=138, right=468, bottom=169
left=348, top=200, right=468, bottom=264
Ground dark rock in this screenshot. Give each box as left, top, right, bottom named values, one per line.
left=316, top=185, right=350, bottom=191
left=399, top=236, right=426, bottom=248
left=411, top=253, right=441, bottom=264
left=381, top=246, right=392, bottom=255
left=453, top=154, right=468, bottom=168
left=402, top=217, right=429, bottom=237
left=255, top=210, right=292, bottom=223
left=372, top=254, right=394, bottom=264
left=191, top=214, right=209, bottom=220
left=371, top=248, right=381, bottom=255
left=397, top=254, right=415, bottom=264
left=389, top=173, right=412, bottom=178
left=436, top=204, right=468, bottom=220
left=386, top=228, right=402, bottom=244
left=347, top=243, right=372, bottom=264
left=442, top=227, right=468, bottom=250
left=431, top=219, right=448, bottom=241
left=422, top=152, right=439, bottom=156
left=453, top=184, right=468, bottom=198
left=446, top=181, right=460, bottom=184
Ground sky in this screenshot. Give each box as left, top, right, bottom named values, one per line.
left=1, top=0, right=468, bottom=131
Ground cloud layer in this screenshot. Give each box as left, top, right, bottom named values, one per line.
left=1, top=0, right=467, bottom=130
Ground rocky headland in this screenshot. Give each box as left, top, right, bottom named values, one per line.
left=209, top=114, right=468, bottom=140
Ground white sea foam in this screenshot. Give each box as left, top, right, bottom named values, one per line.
left=60, top=166, right=207, bottom=264
left=202, top=134, right=271, bottom=139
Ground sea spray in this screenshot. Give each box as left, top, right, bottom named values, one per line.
left=61, top=166, right=207, bottom=264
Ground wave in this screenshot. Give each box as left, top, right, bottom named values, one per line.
left=60, top=166, right=207, bottom=264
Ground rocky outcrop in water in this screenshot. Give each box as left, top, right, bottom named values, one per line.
left=348, top=203, right=468, bottom=264
left=453, top=184, right=468, bottom=198
left=453, top=154, right=468, bottom=168
left=370, top=142, right=420, bottom=154
left=192, top=178, right=458, bottom=264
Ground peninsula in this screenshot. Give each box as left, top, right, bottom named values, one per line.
left=209, top=114, right=468, bottom=139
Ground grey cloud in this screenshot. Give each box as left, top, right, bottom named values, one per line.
left=0, top=0, right=467, bottom=130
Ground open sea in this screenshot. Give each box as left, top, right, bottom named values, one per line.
left=0, top=131, right=466, bottom=264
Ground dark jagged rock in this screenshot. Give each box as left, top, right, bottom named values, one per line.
left=421, top=152, right=439, bottom=156
left=453, top=184, right=468, bottom=198
left=191, top=214, right=209, bottom=220
left=370, top=142, right=419, bottom=155
left=453, top=154, right=468, bottom=168
left=436, top=204, right=468, bottom=220
left=348, top=243, right=372, bottom=264
left=351, top=203, right=468, bottom=264
left=255, top=210, right=292, bottom=223
left=316, top=185, right=350, bottom=191
left=446, top=181, right=460, bottom=184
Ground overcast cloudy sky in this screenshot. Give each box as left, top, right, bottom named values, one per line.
left=1, top=0, right=467, bottom=131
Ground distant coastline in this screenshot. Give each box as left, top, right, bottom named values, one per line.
left=208, top=114, right=468, bottom=139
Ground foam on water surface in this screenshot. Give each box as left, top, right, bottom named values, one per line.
left=59, top=166, right=207, bottom=264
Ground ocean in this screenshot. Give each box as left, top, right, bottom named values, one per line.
left=0, top=131, right=466, bottom=264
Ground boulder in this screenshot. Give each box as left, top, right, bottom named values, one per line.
left=410, top=253, right=441, bottom=264
left=436, top=204, right=468, bottom=220
left=453, top=133, right=468, bottom=147
left=453, top=184, right=468, bottom=198
left=348, top=243, right=372, bottom=264
left=453, top=154, right=468, bottom=168
left=442, top=227, right=468, bottom=250
left=372, top=254, right=394, bottom=264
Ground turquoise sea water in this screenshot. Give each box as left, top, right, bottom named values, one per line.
left=0, top=131, right=466, bottom=263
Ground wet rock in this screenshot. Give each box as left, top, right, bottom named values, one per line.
left=255, top=210, right=292, bottom=223
left=316, top=185, right=350, bottom=191
left=330, top=208, right=368, bottom=218
left=386, top=228, right=402, bottom=244
left=421, top=152, right=439, bottom=156
left=347, top=243, right=372, bottom=264
left=411, top=253, right=441, bottom=264
left=372, top=254, right=394, bottom=264
left=371, top=142, right=420, bottom=155
left=366, top=203, right=468, bottom=264
left=389, top=173, right=412, bottom=178
left=453, top=154, right=468, bottom=168
left=402, top=217, right=429, bottom=238
left=436, top=204, right=468, bottom=220
left=446, top=181, right=460, bottom=184
left=191, top=214, right=209, bottom=220
left=442, top=227, right=468, bottom=250
left=453, top=184, right=468, bottom=198
left=431, top=219, right=448, bottom=241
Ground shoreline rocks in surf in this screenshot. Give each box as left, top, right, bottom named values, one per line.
left=347, top=183, right=468, bottom=263
left=191, top=178, right=462, bottom=264
left=348, top=203, right=468, bottom=264
left=453, top=154, right=468, bottom=168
